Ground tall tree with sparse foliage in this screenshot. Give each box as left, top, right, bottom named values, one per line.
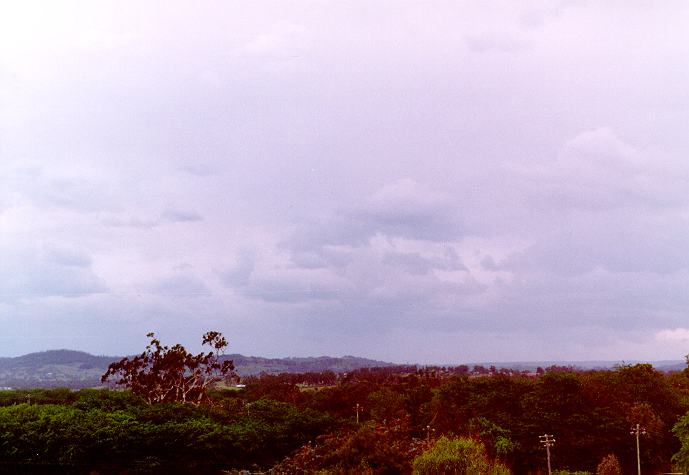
left=101, top=331, right=236, bottom=405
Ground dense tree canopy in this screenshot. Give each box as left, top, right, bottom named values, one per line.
left=2, top=358, right=689, bottom=473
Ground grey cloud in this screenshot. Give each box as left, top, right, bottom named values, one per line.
left=480, top=268, right=689, bottom=335
left=480, top=255, right=499, bottom=271
left=102, top=207, right=203, bottom=229
left=318, top=248, right=356, bottom=268
left=240, top=179, right=479, bottom=312
left=288, top=251, right=329, bottom=269
left=519, top=0, right=582, bottom=29
left=234, top=264, right=346, bottom=304
left=503, top=216, right=689, bottom=276
left=151, top=275, right=211, bottom=298
left=363, top=275, right=486, bottom=306
left=515, top=128, right=689, bottom=211
left=162, top=207, right=203, bottom=223
left=223, top=230, right=482, bottom=311
left=0, top=250, right=107, bottom=302
left=464, top=33, right=530, bottom=53
left=220, top=251, right=256, bottom=287
left=4, top=167, right=119, bottom=213
left=242, top=280, right=340, bottom=304
left=360, top=179, right=461, bottom=240
left=101, top=216, right=159, bottom=229
left=284, top=179, right=464, bottom=258
left=172, top=262, right=194, bottom=272
left=178, top=164, right=218, bottom=177
left=287, top=248, right=355, bottom=270
left=272, top=270, right=489, bottom=342
left=45, top=247, right=92, bottom=268
left=383, top=248, right=467, bottom=275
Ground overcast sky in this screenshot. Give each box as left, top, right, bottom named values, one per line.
left=1, top=1, right=688, bottom=363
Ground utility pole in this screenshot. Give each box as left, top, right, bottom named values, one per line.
left=425, top=424, right=435, bottom=441
left=354, top=403, right=362, bottom=424
left=539, top=434, right=555, bottom=475
left=630, top=423, right=646, bottom=475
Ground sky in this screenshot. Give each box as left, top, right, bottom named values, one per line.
left=1, top=1, right=689, bottom=363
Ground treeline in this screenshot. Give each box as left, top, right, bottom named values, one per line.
left=240, top=363, right=556, bottom=388
left=244, top=363, right=689, bottom=473
left=2, top=364, right=689, bottom=473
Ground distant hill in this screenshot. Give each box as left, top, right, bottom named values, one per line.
left=0, top=350, right=393, bottom=389
left=0, top=350, right=114, bottom=389
left=227, top=354, right=391, bottom=376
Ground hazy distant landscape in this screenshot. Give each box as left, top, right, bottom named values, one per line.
left=0, top=349, right=685, bottom=389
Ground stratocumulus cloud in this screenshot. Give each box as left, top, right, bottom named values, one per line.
left=0, top=1, right=688, bottom=362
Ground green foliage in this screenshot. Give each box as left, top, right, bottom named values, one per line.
left=242, top=374, right=305, bottom=405
left=0, top=403, right=138, bottom=467
left=0, top=389, right=334, bottom=472
left=672, top=412, right=689, bottom=472
left=368, top=387, right=407, bottom=422
left=469, top=417, right=517, bottom=460
left=492, top=464, right=512, bottom=475
left=309, top=381, right=378, bottom=420
left=412, top=436, right=493, bottom=474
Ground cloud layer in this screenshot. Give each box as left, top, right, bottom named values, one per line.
left=1, top=1, right=688, bottom=362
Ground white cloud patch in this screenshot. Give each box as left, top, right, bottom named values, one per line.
left=656, top=328, right=689, bottom=342
left=511, top=127, right=689, bottom=211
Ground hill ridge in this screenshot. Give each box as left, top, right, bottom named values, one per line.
left=0, top=350, right=393, bottom=389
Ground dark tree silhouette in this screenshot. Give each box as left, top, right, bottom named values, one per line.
left=101, top=331, right=236, bottom=405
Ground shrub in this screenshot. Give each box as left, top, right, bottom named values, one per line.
left=596, top=454, right=622, bottom=475
left=413, top=436, right=509, bottom=474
